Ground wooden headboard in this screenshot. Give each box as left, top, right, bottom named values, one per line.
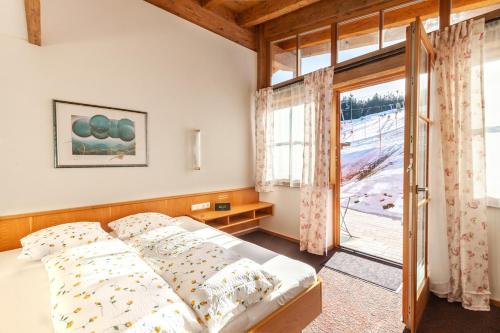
left=0, top=187, right=258, bottom=252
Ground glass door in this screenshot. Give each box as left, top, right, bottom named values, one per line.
left=403, top=18, right=433, bottom=332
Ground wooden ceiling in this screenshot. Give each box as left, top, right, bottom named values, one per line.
left=24, top=0, right=500, bottom=52
left=143, top=0, right=325, bottom=51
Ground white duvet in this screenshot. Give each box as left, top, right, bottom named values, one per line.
left=127, top=226, right=282, bottom=333
left=42, top=239, right=203, bottom=333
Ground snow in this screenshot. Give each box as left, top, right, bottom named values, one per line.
left=340, top=108, right=404, bottom=220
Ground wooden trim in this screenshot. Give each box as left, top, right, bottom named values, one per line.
left=491, top=298, right=500, bottom=307
left=257, top=25, right=268, bottom=89
left=333, top=90, right=341, bottom=248
left=144, top=0, right=257, bottom=51
left=259, top=228, right=300, bottom=243
left=247, top=278, right=322, bottom=333
left=333, top=51, right=405, bottom=91
left=0, top=187, right=258, bottom=251
left=439, top=0, right=451, bottom=30
left=331, top=23, right=338, bottom=66
left=24, top=0, right=41, bottom=46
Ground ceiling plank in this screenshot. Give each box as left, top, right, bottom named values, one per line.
left=24, top=0, right=41, bottom=46
left=145, top=0, right=256, bottom=50
left=237, top=0, right=322, bottom=28
left=200, top=0, right=227, bottom=9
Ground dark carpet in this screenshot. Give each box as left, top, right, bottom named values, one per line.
left=239, top=231, right=500, bottom=333
left=323, top=250, right=402, bottom=291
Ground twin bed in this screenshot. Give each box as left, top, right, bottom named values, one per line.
left=0, top=214, right=321, bottom=333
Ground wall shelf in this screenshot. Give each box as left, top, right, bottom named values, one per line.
left=188, top=202, right=273, bottom=235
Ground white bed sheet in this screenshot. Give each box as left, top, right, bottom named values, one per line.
left=0, top=217, right=316, bottom=333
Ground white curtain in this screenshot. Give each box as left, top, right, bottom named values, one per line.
left=254, top=87, right=274, bottom=192
left=484, top=19, right=500, bottom=207
left=299, top=68, right=334, bottom=255
left=428, top=18, right=490, bottom=311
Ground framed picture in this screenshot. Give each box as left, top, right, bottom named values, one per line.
left=53, top=100, right=148, bottom=168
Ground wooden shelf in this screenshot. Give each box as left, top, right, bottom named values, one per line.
left=188, top=202, right=273, bottom=235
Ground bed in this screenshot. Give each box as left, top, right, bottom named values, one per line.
left=0, top=216, right=321, bottom=333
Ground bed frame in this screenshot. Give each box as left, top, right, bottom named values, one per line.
left=0, top=187, right=323, bottom=332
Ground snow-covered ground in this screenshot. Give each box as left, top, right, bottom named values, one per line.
left=340, top=108, right=404, bottom=220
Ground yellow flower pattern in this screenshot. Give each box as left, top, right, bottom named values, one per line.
left=127, top=226, right=282, bottom=333
left=42, top=239, right=202, bottom=333
left=108, top=213, right=176, bottom=239
left=19, top=222, right=113, bottom=261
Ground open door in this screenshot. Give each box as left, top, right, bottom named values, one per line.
left=403, top=18, right=434, bottom=332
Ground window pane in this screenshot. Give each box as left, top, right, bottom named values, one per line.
left=417, top=120, right=428, bottom=202
left=418, top=41, right=429, bottom=117
left=299, top=27, right=331, bottom=75
left=273, top=108, right=290, bottom=144
left=271, top=37, right=297, bottom=85
left=338, top=12, right=380, bottom=63
left=291, top=104, right=305, bottom=142
left=382, top=0, right=439, bottom=48
left=416, top=203, right=427, bottom=288
left=273, top=145, right=290, bottom=180
left=291, top=144, right=304, bottom=182
left=451, top=1, right=500, bottom=25
left=423, top=15, right=439, bottom=33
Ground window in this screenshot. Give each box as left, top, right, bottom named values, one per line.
left=271, top=26, right=331, bottom=85
left=382, top=0, right=439, bottom=48
left=271, top=36, right=297, bottom=85
left=299, top=27, right=331, bottom=75
left=338, top=13, right=380, bottom=62
left=451, top=1, right=500, bottom=25
left=485, top=20, right=500, bottom=206
left=271, top=83, right=305, bottom=185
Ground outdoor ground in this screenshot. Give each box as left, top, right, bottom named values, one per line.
left=340, top=108, right=404, bottom=262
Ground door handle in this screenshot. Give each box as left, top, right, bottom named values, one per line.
left=416, top=186, right=428, bottom=193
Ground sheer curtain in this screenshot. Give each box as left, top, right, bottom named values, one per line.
left=254, top=67, right=334, bottom=255
left=429, top=18, right=490, bottom=311
left=254, top=87, right=274, bottom=192
left=484, top=19, right=500, bottom=207
left=299, top=68, right=334, bottom=255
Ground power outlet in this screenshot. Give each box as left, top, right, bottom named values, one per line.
left=191, top=202, right=210, bottom=211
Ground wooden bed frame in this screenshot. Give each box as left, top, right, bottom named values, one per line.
left=0, top=187, right=323, bottom=332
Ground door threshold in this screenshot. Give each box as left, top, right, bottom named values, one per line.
left=338, top=245, right=402, bottom=268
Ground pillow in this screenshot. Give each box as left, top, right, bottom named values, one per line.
left=108, top=212, right=175, bottom=239
left=18, top=222, right=112, bottom=261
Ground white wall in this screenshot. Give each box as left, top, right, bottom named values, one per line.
left=260, top=187, right=301, bottom=239
left=0, top=0, right=256, bottom=215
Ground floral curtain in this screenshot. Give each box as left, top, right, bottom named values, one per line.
left=299, top=68, right=334, bottom=255
left=431, top=18, right=490, bottom=311
left=254, top=87, right=274, bottom=192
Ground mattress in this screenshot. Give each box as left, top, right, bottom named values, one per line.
left=0, top=217, right=316, bottom=333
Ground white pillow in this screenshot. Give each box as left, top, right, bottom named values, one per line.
left=18, top=222, right=112, bottom=261
left=108, top=212, right=175, bottom=239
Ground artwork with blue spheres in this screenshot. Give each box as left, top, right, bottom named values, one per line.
left=71, top=114, right=136, bottom=155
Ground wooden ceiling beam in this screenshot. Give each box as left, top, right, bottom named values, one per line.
left=263, top=0, right=417, bottom=40
left=24, top=0, right=41, bottom=46
left=237, top=0, right=322, bottom=28
left=264, top=0, right=500, bottom=40
left=145, top=0, right=256, bottom=50
left=200, top=0, right=227, bottom=9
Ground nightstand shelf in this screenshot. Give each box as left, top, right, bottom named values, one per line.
left=188, top=202, right=273, bottom=236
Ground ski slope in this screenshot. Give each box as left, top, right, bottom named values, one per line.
left=340, top=108, right=404, bottom=220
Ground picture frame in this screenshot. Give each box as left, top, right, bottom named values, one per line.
left=53, top=100, right=148, bottom=168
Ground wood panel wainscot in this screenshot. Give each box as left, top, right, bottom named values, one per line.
left=0, top=187, right=258, bottom=252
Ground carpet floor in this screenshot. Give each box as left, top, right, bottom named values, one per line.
left=239, top=231, right=500, bottom=333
